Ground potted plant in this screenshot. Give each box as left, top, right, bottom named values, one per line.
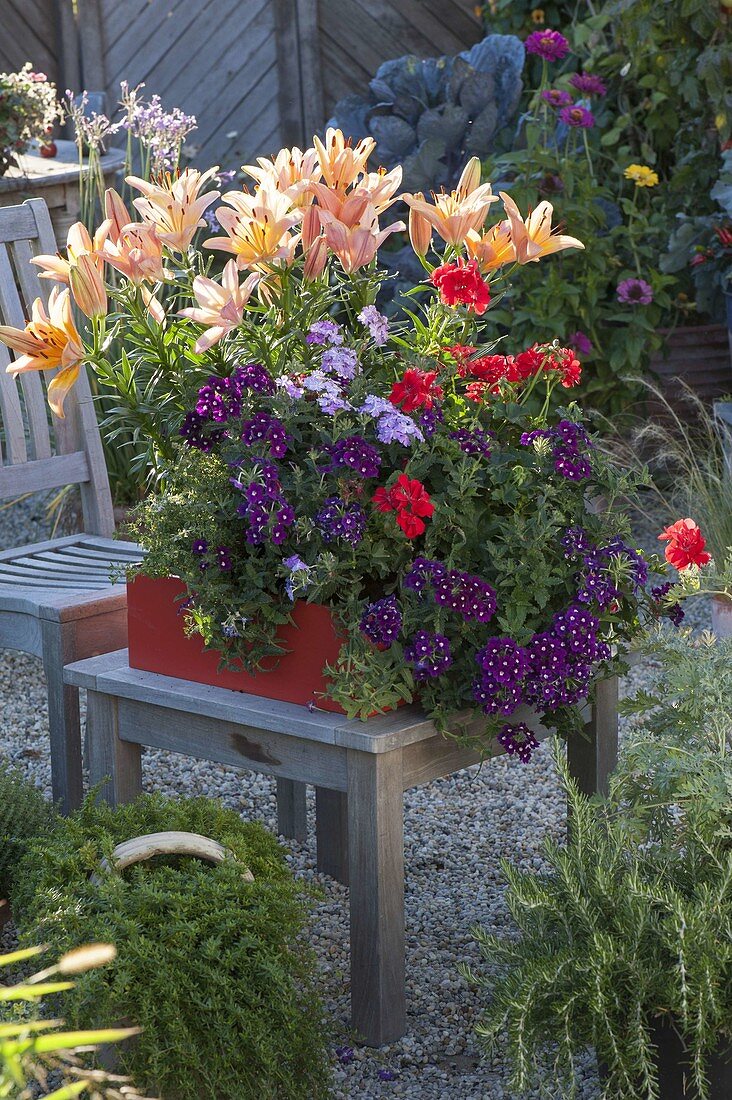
left=12, top=793, right=330, bottom=1100
left=0, top=73, right=125, bottom=242
left=467, top=626, right=732, bottom=1098
left=0, top=131, right=682, bottom=753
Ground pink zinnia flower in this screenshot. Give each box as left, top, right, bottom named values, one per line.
left=559, top=105, right=595, bottom=128
left=541, top=89, right=573, bottom=108
left=617, top=278, right=653, bottom=305
left=525, top=29, right=571, bottom=62
left=569, top=330, right=593, bottom=355
left=570, top=72, right=607, bottom=97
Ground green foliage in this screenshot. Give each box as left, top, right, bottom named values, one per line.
left=0, top=763, right=55, bottom=901
left=466, top=743, right=732, bottom=1099
left=616, top=626, right=732, bottom=847
left=13, top=794, right=330, bottom=1100
left=0, top=942, right=147, bottom=1100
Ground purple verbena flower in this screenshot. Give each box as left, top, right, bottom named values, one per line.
left=241, top=412, right=291, bottom=458
left=306, top=320, right=343, bottom=346
left=315, top=497, right=367, bottom=546
left=192, top=538, right=208, bottom=555
left=321, top=435, right=381, bottom=478
left=322, top=346, right=359, bottom=380
left=233, top=362, right=276, bottom=395
left=357, top=305, right=389, bottom=346
left=569, top=330, right=592, bottom=355
left=450, top=428, right=492, bottom=457
left=359, top=596, right=402, bottom=647
left=215, top=545, right=232, bottom=570
left=419, top=407, right=444, bottom=437
left=498, top=722, right=540, bottom=764
left=404, top=630, right=452, bottom=680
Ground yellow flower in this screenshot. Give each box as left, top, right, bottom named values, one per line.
left=531, top=8, right=545, bottom=24
left=624, top=164, right=659, bottom=188
left=402, top=158, right=498, bottom=248
left=499, top=192, right=584, bottom=263
left=0, top=287, right=86, bottom=418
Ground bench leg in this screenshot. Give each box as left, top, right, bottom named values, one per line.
left=42, top=621, right=83, bottom=815
left=276, top=779, right=307, bottom=841
left=315, top=787, right=349, bottom=885
left=87, top=691, right=142, bottom=807
left=347, top=749, right=406, bottom=1046
left=567, top=675, right=618, bottom=798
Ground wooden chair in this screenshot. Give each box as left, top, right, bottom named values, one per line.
left=0, top=198, right=141, bottom=813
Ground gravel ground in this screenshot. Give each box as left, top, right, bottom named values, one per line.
left=0, top=496, right=711, bottom=1099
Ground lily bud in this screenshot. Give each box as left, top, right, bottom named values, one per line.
left=69, top=252, right=107, bottom=318
left=301, top=204, right=321, bottom=251
left=303, top=236, right=328, bottom=281
left=408, top=194, right=432, bottom=257
left=104, top=187, right=132, bottom=244
left=456, top=157, right=482, bottom=200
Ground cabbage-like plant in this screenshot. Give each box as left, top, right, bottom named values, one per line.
left=329, top=34, right=525, bottom=194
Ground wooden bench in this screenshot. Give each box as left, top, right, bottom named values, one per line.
left=0, top=198, right=142, bottom=812
left=65, top=648, right=617, bottom=1046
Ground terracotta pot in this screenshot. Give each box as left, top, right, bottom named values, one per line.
left=127, top=574, right=348, bottom=713
left=648, top=323, right=731, bottom=415
left=711, top=594, right=732, bottom=637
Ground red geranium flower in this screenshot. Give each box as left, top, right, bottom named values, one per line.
left=658, top=518, right=711, bottom=570
left=390, top=368, right=443, bottom=413
left=431, top=259, right=491, bottom=315
left=371, top=474, right=434, bottom=539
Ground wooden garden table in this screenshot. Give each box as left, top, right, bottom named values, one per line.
left=64, top=648, right=617, bottom=1046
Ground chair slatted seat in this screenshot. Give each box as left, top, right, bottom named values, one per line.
left=0, top=199, right=143, bottom=812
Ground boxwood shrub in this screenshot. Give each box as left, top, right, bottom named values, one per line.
left=12, top=792, right=330, bottom=1100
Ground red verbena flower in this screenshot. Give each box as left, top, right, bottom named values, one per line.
left=371, top=474, right=434, bottom=539
left=658, top=518, right=711, bottom=570
left=431, top=259, right=491, bottom=315
left=390, top=368, right=443, bottom=413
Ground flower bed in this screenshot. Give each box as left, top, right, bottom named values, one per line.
left=0, top=129, right=685, bottom=754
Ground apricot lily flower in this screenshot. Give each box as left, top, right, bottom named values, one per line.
left=127, top=167, right=220, bottom=252
left=101, top=222, right=166, bottom=284
left=318, top=203, right=405, bottom=273
left=402, top=158, right=498, bottom=247
left=0, top=287, right=86, bottom=418
left=178, top=260, right=260, bottom=352
left=104, top=187, right=133, bottom=244
left=408, top=191, right=432, bottom=256
left=31, top=220, right=110, bottom=283
left=313, top=127, right=375, bottom=192
left=69, top=252, right=108, bottom=318
left=500, top=191, right=584, bottom=263
left=205, top=185, right=301, bottom=271
left=243, top=146, right=322, bottom=208
left=464, top=220, right=516, bottom=273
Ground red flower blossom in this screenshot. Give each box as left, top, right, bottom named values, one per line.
left=390, top=368, right=443, bottom=413
left=431, top=259, right=491, bottom=315
left=371, top=474, right=434, bottom=539
left=658, top=518, right=711, bottom=570
left=557, top=347, right=582, bottom=387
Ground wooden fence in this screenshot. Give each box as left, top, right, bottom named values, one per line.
left=2, top=0, right=482, bottom=167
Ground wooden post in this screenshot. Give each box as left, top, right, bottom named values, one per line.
left=274, top=0, right=325, bottom=147
left=276, top=778, right=308, bottom=841
left=41, top=619, right=83, bottom=814
left=347, top=749, right=406, bottom=1046
left=567, top=676, right=618, bottom=798
left=86, top=691, right=142, bottom=807
left=315, top=786, right=349, bottom=885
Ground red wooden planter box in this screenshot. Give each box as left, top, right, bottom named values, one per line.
left=127, top=574, right=347, bottom=713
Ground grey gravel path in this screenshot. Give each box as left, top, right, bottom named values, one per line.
left=0, top=497, right=710, bottom=1099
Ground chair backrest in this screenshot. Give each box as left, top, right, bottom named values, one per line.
left=0, top=198, right=114, bottom=537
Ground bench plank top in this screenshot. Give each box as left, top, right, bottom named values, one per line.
left=64, top=649, right=559, bottom=754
